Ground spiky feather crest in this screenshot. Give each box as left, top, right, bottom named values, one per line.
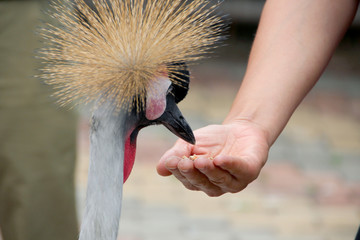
left=39, top=0, right=224, bottom=112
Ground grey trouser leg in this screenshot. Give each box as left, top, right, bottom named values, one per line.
left=0, top=1, right=78, bottom=239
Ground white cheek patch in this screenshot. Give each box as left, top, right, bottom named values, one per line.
left=145, top=76, right=171, bottom=120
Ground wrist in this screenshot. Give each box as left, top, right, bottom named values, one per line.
left=222, top=115, right=273, bottom=147
left=223, top=74, right=299, bottom=146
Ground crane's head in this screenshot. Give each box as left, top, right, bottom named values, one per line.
left=122, top=62, right=194, bottom=182
left=38, top=0, right=225, bottom=182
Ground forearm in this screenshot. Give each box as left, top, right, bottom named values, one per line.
left=224, top=0, right=359, bottom=145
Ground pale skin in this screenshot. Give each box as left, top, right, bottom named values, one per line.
left=157, top=0, right=359, bottom=197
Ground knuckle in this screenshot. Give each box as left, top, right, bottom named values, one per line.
left=184, top=184, right=199, bottom=191
left=192, top=179, right=208, bottom=188
left=209, top=175, right=228, bottom=186
left=228, top=183, right=248, bottom=193
left=173, top=172, right=185, bottom=181
left=206, top=190, right=224, bottom=197
left=187, top=176, right=210, bottom=188
left=176, top=177, right=199, bottom=191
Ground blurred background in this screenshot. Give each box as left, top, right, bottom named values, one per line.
left=76, top=1, right=360, bottom=240
left=1, top=0, right=359, bottom=240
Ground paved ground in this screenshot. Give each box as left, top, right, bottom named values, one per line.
left=76, top=49, right=360, bottom=240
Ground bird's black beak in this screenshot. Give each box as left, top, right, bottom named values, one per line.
left=157, top=95, right=195, bottom=145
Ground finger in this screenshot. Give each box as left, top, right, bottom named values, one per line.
left=194, top=156, right=242, bottom=192
left=157, top=140, right=193, bottom=176
left=213, top=155, right=261, bottom=183
left=164, top=156, right=199, bottom=191
left=178, top=157, right=224, bottom=197
left=157, top=158, right=173, bottom=177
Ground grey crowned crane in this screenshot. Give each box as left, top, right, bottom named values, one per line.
left=38, top=0, right=224, bottom=239
left=80, top=63, right=195, bottom=239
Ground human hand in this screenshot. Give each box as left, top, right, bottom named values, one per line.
left=156, top=120, right=270, bottom=196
